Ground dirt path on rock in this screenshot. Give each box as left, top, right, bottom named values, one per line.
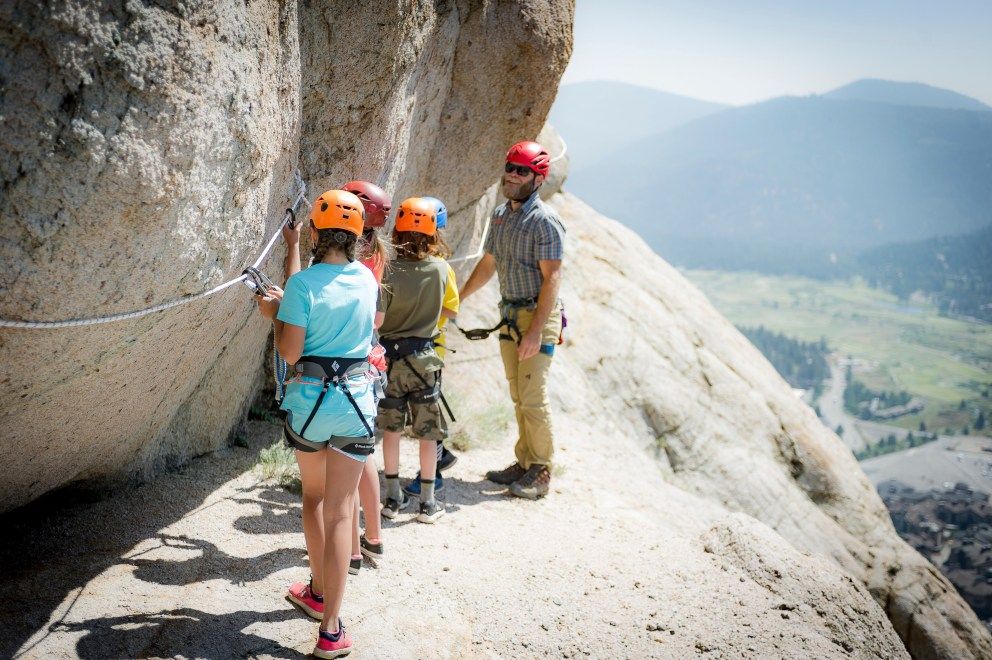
left=1, top=401, right=904, bottom=659
left=0, top=197, right=915, bottom=659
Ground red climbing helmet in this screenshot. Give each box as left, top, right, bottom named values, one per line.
left=342, top=180, right=391, bottom=229
left=506, top=140, right=550, bottom=177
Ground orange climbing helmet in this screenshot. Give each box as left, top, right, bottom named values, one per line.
left=341, top=180, right=391, bottom=229
left=310, top=189, right=364, bottom=235
left=394, top=197, right=437, bottom=236
left=506, top=140, right=550, bottom=177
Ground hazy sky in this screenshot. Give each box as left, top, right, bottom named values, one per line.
left=563, top=1, right=992, bottom=105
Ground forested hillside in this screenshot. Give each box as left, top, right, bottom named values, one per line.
left=858, top=225, right=992, bottom=321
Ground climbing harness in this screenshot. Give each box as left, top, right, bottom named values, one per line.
left=381, top=337, right=456, bottom=423
left=0, top=172, right=309, bottom=329
left=283, top=355, right=375, bottom=453
left=455, top=297, right=536, bottom=345
left=453, top=318, right=512, bottom=341
left=454, top=297, right=564, bottom=357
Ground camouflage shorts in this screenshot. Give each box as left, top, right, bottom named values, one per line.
left=376, top=350, right=448, bottom=442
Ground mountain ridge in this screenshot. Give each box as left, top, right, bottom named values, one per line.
left=824, top=78, right=991, bottom=112
left=566, top=95, right=992, bottom=267
left=549, top=80, right=727, bottom=170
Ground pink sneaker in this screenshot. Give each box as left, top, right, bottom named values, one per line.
left=286, top=580, right=323, bottom=620
left=313, top=619, right=352, bottom=658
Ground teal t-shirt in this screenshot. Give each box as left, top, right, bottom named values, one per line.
left=277, top=261, right=378, bottom=440
left=277, top=262, right=377, bottom=359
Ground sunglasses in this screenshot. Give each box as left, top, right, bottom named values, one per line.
left=504, top=162, right=534, bottom=177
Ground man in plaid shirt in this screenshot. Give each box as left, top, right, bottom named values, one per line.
left=459, top=140, right=565, bottom=500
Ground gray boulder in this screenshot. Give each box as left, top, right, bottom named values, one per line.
left=0, top=0, right=572, bottom=509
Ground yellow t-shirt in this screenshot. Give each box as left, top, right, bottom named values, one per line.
left=435, top=265, right=460, bottom=360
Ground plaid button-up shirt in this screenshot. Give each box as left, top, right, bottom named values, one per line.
left=484, top=191, right=566, bottom=300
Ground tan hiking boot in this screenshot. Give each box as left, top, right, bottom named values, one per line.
left=485, top=462, right=526, bottom=485
left=508, top=465, right=551, bottom=500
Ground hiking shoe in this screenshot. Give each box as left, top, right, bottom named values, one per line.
left=437, top=446, right=459, bottom=472
left=313, top=619, right=352, bottom=659
left=485, top=462, right=526, bottom=485
left=509, top=465, right=551, bottom=500
left=286, top=580, right=323, bottom=620
left=360, top=535, right=383, bottom=560
left=416, top=499, right=446, bottom=524
left=403, top=472, right=445, bottom=497
left=349, top=556, right=361, bottom=575
left=381, top=494, right=410, bottom=519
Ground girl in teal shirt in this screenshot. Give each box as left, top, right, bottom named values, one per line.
left=257, top=189, right=378, bottom=659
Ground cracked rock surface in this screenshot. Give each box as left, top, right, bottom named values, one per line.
left=545, top=192, right=992, bottom=659
left=3, top=2, right=990, bottom=657
left=0, top=0, right=571, bottom=510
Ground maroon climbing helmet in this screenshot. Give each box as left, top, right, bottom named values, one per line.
left=342, top=180, right=391, bottom=229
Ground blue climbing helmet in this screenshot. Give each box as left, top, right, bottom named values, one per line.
left=421, top=196, right=448, bottom=229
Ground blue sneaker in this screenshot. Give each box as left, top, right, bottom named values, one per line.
left=403, top=473, right=445, bottom=497
left=437, top=446, right=458, bottom=472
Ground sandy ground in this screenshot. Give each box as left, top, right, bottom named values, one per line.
left=0, top=406, right=898, bottom=659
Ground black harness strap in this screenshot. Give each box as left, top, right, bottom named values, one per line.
left=294, top=356, right=375, bottom=439
left=381, top=336, right=457, bottom=423
left=456, top=318, right=509, bottom=341
left=339, top=383, right=375, bottom=437
left=456, top=297, right=536, bottom=346
left=383, top=337, right=434, bottom=360
left=497, top=317, right=522, bottom=345
left=436, top=370, right=456, bottom=422
left=298, top=379, right=331, bottom=438
left=400, top=355, right=456, bottom=423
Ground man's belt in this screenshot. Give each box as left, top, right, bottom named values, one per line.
left=500, top=296, right=538, bottom=310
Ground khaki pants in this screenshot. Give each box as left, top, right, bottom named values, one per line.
left=498, top=305, right=562, bottom=469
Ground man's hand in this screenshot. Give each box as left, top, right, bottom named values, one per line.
left=282, top=218, right=301, bottom=246
left=517, top=329, right=541, bottom=361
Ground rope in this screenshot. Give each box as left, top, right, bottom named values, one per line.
left=1, top=134, right=568, bottom=326
left=448, top=138, right=567, bottom=264
left=274, top=337, right=289, bottom=403
left=0, top=176, right=308, bottom=329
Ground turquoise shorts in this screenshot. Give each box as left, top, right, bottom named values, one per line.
left=281, top=376, right=376, bottom=461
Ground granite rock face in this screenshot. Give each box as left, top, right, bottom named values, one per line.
left=546, top=190, right=992, bottom=659
left=0, top=0, right=573, bottom=510
left=4, top=2, right=989, bottom=657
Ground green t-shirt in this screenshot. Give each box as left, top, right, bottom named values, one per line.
left=379, top=256, right=451, bottom=339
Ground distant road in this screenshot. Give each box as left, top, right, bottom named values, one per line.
left=860, top=435, right=992, bottom=495
left=818, top=361, right=870, bottom=451
left=818, top=359, right=923, bottom=452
